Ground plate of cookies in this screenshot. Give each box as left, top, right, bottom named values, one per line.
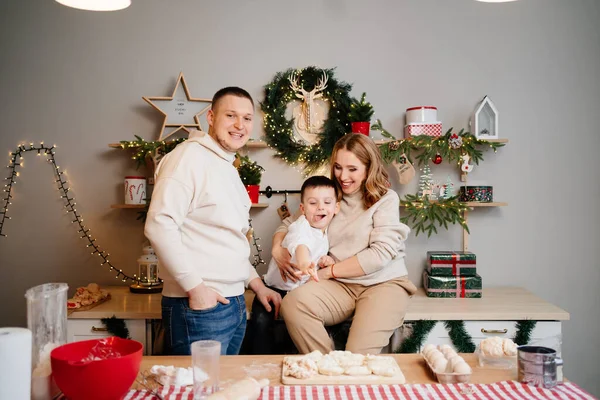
left=421, top=344, right=472, bottom=384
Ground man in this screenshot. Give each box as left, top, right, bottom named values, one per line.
left=145, top=87, right=282, bottom=355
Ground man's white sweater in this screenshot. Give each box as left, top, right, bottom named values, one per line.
left=144, top=130, right=259, bottom=298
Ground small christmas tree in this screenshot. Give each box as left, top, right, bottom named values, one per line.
left=441, top=175, right=455, bottom=199
left=418, top=164, right=436, bottom=199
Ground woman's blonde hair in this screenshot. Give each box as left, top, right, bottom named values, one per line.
left=330, top=133, right=389, bottom=208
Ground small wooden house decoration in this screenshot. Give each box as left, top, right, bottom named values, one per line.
left=471, top=95, right=499, bottom=139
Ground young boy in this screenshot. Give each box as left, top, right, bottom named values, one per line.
left=249, top=175, right=340, bottom=354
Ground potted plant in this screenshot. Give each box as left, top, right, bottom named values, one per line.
left=237, top=155, right=264, bottom=204
left=348, top=92, right=375, bottom=135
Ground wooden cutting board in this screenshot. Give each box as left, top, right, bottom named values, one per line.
left=281, top=355, right=406, bottom=385
left=67, top=294, right=111, bottom=316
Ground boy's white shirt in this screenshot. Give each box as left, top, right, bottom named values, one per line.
left=144, top=130, right=259, bottom=298
left=263, top=215, right=329, bottom=291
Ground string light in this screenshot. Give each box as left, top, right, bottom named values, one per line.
left=0, top=142, right=160, bottom=285
left=248, top=218, right=265, bottom=268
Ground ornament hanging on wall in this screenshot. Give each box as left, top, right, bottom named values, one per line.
left=448, top=133, right=463, bottom=149
left=143, top=72, right=212, bottom=141
left=392, top=154, right=415, bottom=185
left=417, top=164, right=436, bottom=199
left=460, top=154, right=474, bottom=182
left=433, top=154, right=443, bottom=165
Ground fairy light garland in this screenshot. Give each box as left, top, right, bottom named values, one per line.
left=1, top=142, right=160, bottom=285
left=248, top=218, right=265, bottom=268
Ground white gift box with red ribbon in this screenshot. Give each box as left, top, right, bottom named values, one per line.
left=404, top=122, right=442, bottom=138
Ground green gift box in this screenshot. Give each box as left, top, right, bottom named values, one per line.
left=427, top=251, right=477, bottom=276
left=423, top=271, right=482, bottom=298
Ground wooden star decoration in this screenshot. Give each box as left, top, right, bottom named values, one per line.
left=143, top=72, right=212, bottom=141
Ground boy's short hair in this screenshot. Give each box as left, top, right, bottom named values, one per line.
left=300, top=175, right=340, bottom=202
left=212, top=87, right=254, bottom=110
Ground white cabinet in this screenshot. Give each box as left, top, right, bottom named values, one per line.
left=422, top=321, right=562, bottom=350
left=67, top=319, right=148, bottom=354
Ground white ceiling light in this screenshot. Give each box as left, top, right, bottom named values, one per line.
left=55, top=0, right=131, bottom=11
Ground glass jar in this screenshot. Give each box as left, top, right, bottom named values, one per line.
left=25, top=283, right=68, bottom=400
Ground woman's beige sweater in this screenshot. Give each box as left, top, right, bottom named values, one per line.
left=277, top=189, right=410, bottom=286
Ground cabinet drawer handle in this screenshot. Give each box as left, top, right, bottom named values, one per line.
left=91, top=326, right=108, bottom=332
left=481, top=328, right=508, bottom=334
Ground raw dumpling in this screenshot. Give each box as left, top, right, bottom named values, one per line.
left=344, top=365, right=372, bottom=376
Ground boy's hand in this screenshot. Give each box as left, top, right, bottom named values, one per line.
left=318, top=255, right=335, bottom=268
left=293, top=261, right=319, bottom=282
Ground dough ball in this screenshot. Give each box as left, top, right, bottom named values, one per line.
left=432, top=357, right=448, bottom=374
left=427, top=350, right=445, bottom=365
left=502, top=338, right=518, bottom=356
left=453, top=361, right=472, bottom=374
left=448, top=355, right=465, bottom=371
left=422, top=344, right=437, bottom=356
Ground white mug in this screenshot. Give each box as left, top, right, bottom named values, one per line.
left=124, top=176, right=146, bottom=205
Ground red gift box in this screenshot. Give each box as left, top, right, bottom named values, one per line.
left=404, top=122, right=442, bottom=138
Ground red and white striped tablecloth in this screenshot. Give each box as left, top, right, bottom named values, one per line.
left=124, top=381, right=597, bottom=400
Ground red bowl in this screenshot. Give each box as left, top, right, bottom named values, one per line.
left=51, top=337, right=143, bottom=400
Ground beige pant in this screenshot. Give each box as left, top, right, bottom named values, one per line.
left=280, top=276, right=417, bottom=354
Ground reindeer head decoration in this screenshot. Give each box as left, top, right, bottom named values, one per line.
left=288, top=70, right=329, bottom=143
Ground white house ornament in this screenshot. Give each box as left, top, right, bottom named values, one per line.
left=392, top=154, right=415, bottom=185
left=288, top=70, right=329, bottom=144
left=471, top=95, right=499, bottom=140
left=143, top=72, right=212, bottom=141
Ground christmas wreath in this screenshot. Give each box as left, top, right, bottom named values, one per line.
left=260, top=66, right=354, bottom=174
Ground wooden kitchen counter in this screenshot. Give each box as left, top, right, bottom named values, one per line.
left=69, top=286, right=569, bottom=321
left=134, top=353, right=517, bottom=387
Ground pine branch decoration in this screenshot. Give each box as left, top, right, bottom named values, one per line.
left=101, top=316, right=131, bottom=339
left=444, top=321, right=476, bottom=353
left=373, top=120, right=504, bottom=167
left=401, top=194, right=470, bottom=237
left=396, top=320, right=437, bottom=353
left=513, top=320, right=537, bottom=345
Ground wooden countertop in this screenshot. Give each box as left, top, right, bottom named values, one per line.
left=134, top=353, right=517, bottom=388
left=68, top=286, right=569, bottom=321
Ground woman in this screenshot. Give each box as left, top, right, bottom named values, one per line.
left=273, top=133, right=417, bottom=355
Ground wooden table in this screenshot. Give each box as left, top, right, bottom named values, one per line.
left=134, top=353, right=518, bottom=388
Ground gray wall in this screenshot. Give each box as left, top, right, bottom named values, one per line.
left=1, top=0, right=599, bottom=395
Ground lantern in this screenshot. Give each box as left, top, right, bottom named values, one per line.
left=129, top=245, right=163, bottom=294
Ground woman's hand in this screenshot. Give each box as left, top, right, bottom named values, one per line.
left=313, top=266, right=333, bottom=282
left=272, top=241, right=299, bottom=282
left=318, top=255, right=335, bottom=268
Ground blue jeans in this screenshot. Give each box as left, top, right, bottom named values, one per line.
left=161, top=295, right=247, bottom=356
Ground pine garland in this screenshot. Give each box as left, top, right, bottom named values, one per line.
left=101, top=316, right=131, bottom=339
left=395, top=320, right=538, bottom=353
left=513, top=320, right=536, bottom=345
left=444, top=321, right=477, bottom=353
left=374, top=120, right=504, bottom=167
left=401, top=194, right=470, bottom=237
left=119, top=135, right=186, bottom=168
left=397, top=320, right=437, bottom=353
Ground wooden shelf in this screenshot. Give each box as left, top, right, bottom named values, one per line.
left=112, top=203, right=269, bottom=209
left=110, top=138, right=508, bottom=149
left=111, top=204, right=146, bottom=209
left=374, top=138, right=508, bottom=145
left=464, top=202, right=507, bottom=207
